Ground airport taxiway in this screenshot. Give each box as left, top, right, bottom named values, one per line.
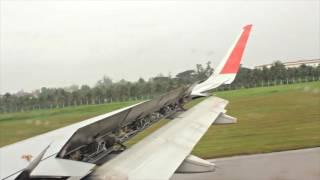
left=173, top=147, right=320, bottom=180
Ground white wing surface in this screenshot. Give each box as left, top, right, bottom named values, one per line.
left=91, top=97, right=228, bottom=180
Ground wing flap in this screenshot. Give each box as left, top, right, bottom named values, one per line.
left=0, top=103, right=141, bottom=180
left=31, top=159, right=95, bottom=178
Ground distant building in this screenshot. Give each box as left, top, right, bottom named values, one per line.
left=255, top=59, right=320, bottom=70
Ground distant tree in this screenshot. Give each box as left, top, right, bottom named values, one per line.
left=176, top=70, right=195, bottom=84
left=96, top=76, right=113, bottom=88
left=1, top=61, right=319, bottom=113
left=270, top=61, right=286, bottom=80
left=68, top=85, right=79, bottom=92
left=205, top=61, right=214, bottom=77
left=195, top=64, right=207, bottom=81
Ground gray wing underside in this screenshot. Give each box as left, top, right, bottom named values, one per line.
left=91, top=96, right=228, bottom=180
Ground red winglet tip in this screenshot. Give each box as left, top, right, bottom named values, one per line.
left=243, top=24, right=253, bottom=30
left=219, top=25, right=253, bottom=74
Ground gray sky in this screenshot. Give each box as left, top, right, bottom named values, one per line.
left=1, top=0, right=319, bottom=94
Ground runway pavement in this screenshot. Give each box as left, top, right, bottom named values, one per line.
left=172, top=148, right=320, bottom=180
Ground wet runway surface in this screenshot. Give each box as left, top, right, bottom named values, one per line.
left=172, top=148, right=320, bottom=180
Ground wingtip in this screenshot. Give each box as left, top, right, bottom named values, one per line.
left=218, top=24, right=253, bottom=75
left=243, top=24, right=253, bottom=30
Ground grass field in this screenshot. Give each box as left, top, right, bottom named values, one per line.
left=192, top=81, right=320, bottom=158
left=1, top=82, right=319, bottom=158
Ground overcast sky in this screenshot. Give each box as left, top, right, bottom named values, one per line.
left=1, top=0, right=319, bottom=94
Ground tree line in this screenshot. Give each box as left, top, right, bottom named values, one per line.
left=220, top=61, right=320, bottom=90
left=1, top=61, right=319, bottom=113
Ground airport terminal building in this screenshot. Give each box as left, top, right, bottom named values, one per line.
left=255, top=59, right=320, bottom=69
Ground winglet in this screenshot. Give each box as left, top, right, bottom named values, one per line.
left=191, top=25, right=253, bottom=97
left=218, top=24, right=253, bottom=74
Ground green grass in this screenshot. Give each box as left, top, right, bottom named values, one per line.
left=193, top=81, right=320, bottom=158
left=1, top=82, right=319, bottom=159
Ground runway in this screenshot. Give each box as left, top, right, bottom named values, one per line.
left=172, top=148, right=320, bottom=180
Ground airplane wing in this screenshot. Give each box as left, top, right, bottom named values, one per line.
left=0, top=25, right=252, bottom=180
left=90, top=96, right=229, bottom=180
